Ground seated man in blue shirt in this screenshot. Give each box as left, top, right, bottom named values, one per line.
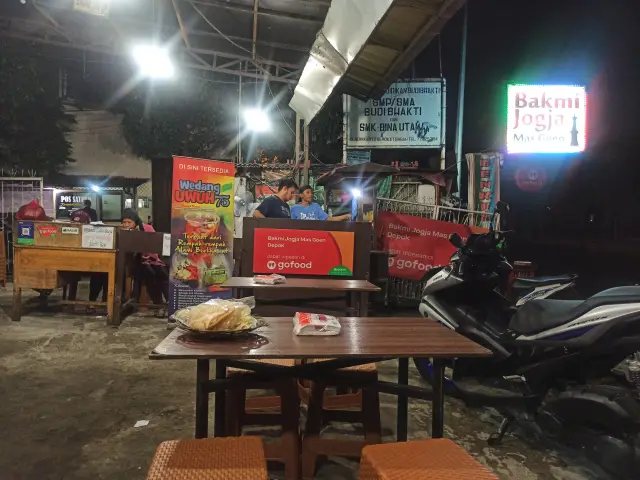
left=291, top=185, right=351, bottom=221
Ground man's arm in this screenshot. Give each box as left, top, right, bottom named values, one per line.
left=253, top=209, right=266, bottom=219
left=328, top=213, right=351, bottom=221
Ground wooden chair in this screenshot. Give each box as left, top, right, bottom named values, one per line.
left=301, top=360, right=382, bottom=480
left=359, top=439, right=498, bottom=480
left=124, top=254, right=167, bottom=314
left=147, top=437, right=268, bottom=480
left=225, top=359, right=301, bottom=480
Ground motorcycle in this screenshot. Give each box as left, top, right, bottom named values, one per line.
left=416, top=203, right=640, bottom=478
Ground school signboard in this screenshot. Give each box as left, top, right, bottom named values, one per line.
left=345, top=80, right=445, bottom=149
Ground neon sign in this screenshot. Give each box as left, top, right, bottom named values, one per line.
left=507, top=84, right=587, bottom=154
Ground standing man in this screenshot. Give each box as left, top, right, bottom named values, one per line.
left=253, top=179, right=298, bottom=219
left=82, top=199, right=98, bottom=222
left=291, top=185, right=351, bottom=221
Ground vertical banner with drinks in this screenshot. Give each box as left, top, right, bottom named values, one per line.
left=169, top=157, right=235, bottom=315
left=466, top=152, right=502, bottom=214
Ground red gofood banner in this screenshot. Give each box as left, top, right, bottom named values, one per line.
left=376, top=211, right=486, bottom=281
left=253, top=228, right=354, bottom=276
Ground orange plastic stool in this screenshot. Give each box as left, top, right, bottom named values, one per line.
left=359, top=439, right=498, bottom=480
left=147, top=437, right=268, bottom=480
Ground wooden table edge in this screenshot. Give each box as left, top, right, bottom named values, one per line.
left=149, top=352, right=492, bottom=360
left=221, top=281, right=381, bottom=292
left=13, top=245, right=117, bottom=253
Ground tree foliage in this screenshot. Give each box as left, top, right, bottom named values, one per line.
left=119, top=80, right=230, bottom=160
left=0, top=45, right=75, bottom=175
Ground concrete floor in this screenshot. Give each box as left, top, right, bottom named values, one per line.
left=0, top=289, right=611, bottom=480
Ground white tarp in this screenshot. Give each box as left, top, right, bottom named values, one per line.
left=289, top=0, right=394, bottom=121
left=345, top=80, right=445, bottom=149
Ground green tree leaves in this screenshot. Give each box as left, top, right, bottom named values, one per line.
left=0, top=46, right=75, bottom=175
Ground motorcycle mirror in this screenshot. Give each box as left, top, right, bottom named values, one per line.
left=449, top=233, right=464, bottom=248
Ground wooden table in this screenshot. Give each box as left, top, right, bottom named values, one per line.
left=13, top=245, right=117, bottom=323
left=221, top=278, right=381, bottom=316
left=150, top=317, right=491, bottom=443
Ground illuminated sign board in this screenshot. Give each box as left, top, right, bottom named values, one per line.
left=507, top=84, right=587, bottom=154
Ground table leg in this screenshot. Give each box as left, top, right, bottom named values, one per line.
left=346, top=292, right=357, bottom=316
left=359, top=292, right=369, bottom=316
left=195, top=359, right=210, bottom=438
left=432, top=358, right=445, bottom=438
left=396, top=357, right=409, bottom=442
left=111, top=251, right=125, bottom=327
left=213, top=360, right=227, bottom=437
left=106, top=270, right=116, bottom=325
left=12, top=286, right=22, bottom=322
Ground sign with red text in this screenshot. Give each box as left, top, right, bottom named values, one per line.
left=169, top=157, right=235, bottom=314
left=377, top=212, right=487, bottom=281
left=253, top=228, right=354, bottom=276
left=507, top=84, right=587, bottom=154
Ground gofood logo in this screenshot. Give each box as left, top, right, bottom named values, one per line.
left=267, top=260, right=313, bottom=270
left=388, top=256, right=434, bottom=272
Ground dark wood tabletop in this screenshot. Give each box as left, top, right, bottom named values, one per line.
left=150, top=317, right=492, bottom=360
left=221, top=278, right=381, bottom=292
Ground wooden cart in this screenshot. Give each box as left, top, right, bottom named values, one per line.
left=12, top=221, right=117, bottom=323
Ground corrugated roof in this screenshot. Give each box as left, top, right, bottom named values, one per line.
left=290, top=0, right=466, bottom=121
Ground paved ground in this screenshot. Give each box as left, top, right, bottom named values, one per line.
left=0, top=288, right=611, bottom=479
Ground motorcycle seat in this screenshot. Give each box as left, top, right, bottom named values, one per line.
left=511, top=274, right=577, bottom=290
left=510, top=286, right=640, bottom=336
left=509, top=299, right=583, bottom=335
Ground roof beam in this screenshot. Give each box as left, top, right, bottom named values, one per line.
left=187, top=47, right=300, bottom=69
left=171, top=0, right=192, bottom=49
left=252, top=0, right=259, bottom=60
left=186, top=61, right=297, bottom=83
left=0, top=30, right=298, bottom=84
left=186, top=0, right=324, bottom=24
left=32, top=0, right=75, bottom=45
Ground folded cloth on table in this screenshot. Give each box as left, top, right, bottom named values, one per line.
left=293, top=312, right=341, bottom=336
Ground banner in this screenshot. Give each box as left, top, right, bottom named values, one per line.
left=377, top=211, right=486, bottom=281
left=466, top=153, right=502, bottom=214
left=253, top=228, right=354, bottom=276
left=345, top=80, right=444, bottom=149
left=169, top=157, right=235, bottom=314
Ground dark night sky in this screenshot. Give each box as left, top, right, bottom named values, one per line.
left=416, top=0, right=639, bottom=151
left=411, top=0, right=639, bottom=213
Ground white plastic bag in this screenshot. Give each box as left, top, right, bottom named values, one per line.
left=293, top=312, right=341, bottom=336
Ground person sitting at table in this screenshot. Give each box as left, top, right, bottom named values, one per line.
left=291, top=185, right=351, bottom=221
left=81, top=199, right=98, bottom=222
left=121, top=208, right=169, bottom=310
left=61, top=209, right=106, bottom=309
left=252, top=178, right=298, bottom=219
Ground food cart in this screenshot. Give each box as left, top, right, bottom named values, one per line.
left=315, top=162, right=399, bottom=306
left=315, top=162, right=399, bottom=223
left=12, top=220, right=117, bottom=322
